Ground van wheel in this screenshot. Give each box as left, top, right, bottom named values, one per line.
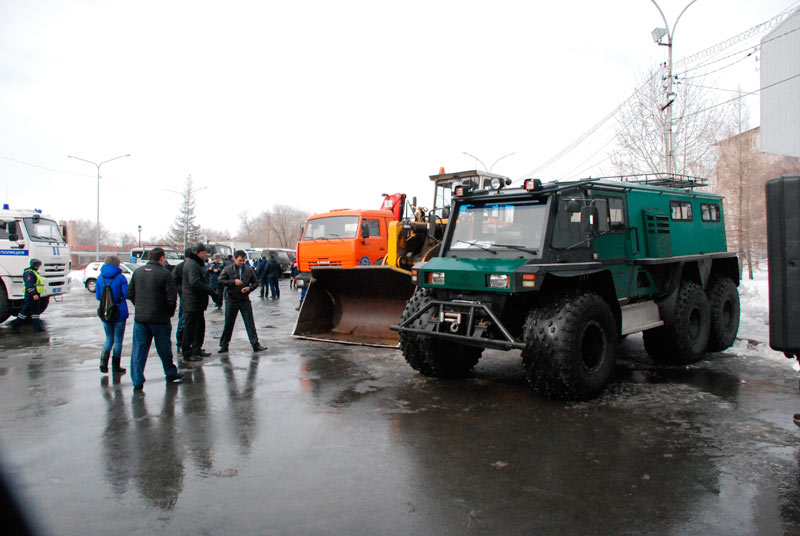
left=399, top=288, right=483, bottom=378
left=522, top=291, right=617, bottom=400
left=706, top=276, right=740, bottom=352
left=85, top=279, right=96, bottom=293
left=643, top=281, right=710, bottom=364
left=0, top=285, right=10, bottom=324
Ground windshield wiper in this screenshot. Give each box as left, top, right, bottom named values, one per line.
left=452, top=240, right=497, bottom=255
left=494, top=244, right=539, bottom=254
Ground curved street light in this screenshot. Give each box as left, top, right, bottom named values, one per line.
left=462, top=151, right=516, bottom=173
left=67, top=153, right=131, bottom=260
left=650, top=0, right=698, bottom=176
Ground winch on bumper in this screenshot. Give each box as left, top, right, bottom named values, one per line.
left=390, top=298, right=524, bottom=350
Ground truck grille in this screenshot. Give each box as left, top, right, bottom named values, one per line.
left=44, top=263, right=67, bottom=274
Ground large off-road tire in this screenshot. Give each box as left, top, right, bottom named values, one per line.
left=643, top=281, right=710, bottom=365
left=0, top=285, right=10, bottom=324
left=706, top=276, right=740, bottom=352
left=522, top=291, right=618, bottom=400
left=398, top=288, right=483, bottom=378
left=85, top=278, right=97, bottom=293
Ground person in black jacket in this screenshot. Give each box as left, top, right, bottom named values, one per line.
left=172, top=248, right=191, bottom=355
left=127, top=248, right=183, bottom=391
left=208, top=255, right=224, bottom=309
left=217, top=250, right=266, bottom=353
left=266, top=253, right=283, bottom=299
left=181, top=242, right=217, bottom=361
left=256, top=256, right=268, bottom=298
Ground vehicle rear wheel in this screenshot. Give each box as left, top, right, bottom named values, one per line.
left=643, top=281, right=710, bottom=364
left=399, top=288, right=483, bottom=378
left=522, top=291, right=618, bottom=400
left=0, top=285, right=9, bottom=324
left=706, top=276, right=740, bottom=352
left=85, top=279, right=96, bottom=293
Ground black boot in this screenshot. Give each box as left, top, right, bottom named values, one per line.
left=112, top=357, right=126, bottom=376
left=99, top=350, right=110, bottom=373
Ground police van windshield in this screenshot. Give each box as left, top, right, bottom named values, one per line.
left=448, top=201, right=547, bottom=254
left=23, top=218, right=65, bottom=244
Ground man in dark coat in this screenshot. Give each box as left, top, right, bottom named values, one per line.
left=256, top=255, right=268, bottom=298
left=217, top=250, right=266, bottom=353
left=208, top=254, right=224, bottom=309
left=266, top=253, right=283, bottom=299
left=127, top=247, right=183, bottom=391
left=181, top=242, right=217, bottom=360
left=172, top=248, right=191, bottom=355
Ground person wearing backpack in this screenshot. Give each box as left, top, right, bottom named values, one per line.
left=95, top=256, right=129, bottom=376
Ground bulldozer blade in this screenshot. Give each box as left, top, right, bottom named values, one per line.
left=292, top=266, right=414, bottom=348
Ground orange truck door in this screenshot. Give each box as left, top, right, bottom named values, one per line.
left=358, top=217, right=388, bottom=265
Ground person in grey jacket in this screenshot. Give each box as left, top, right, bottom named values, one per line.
left=127, top=248, right=183, bottom=391
left=217, top=250, right=266, bottom=353
left=181, top=243, right=217, bottom=361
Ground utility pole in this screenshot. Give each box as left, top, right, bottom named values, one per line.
left=650, top=0, right=697, bottom=177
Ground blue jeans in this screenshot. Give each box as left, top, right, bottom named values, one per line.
left=268, top=277, right=280, bottom=298
left=102, top=320, right=126, bottom=357
left=130, top=321, right=179, bottom=387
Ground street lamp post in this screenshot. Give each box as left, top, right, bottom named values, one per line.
left=67, top=153, right=131, bottom=260
left=462, top=151, right=516, bottom=172
left=137, top=225, right=142, bottom=248
left=650, top=0, right=697, bottom=176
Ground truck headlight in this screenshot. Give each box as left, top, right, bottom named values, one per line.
left=488, top=274, right=509, bottom=288
left=426, top=272, right=445, bottom=285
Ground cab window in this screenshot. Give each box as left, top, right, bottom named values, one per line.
left=365, top=219, right=382, bottom=237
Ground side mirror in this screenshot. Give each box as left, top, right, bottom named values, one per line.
left=8, top=221, right=19, bottom=242
left=442, top=206, right=451, bottom=220
left=60, top=224, right=68, bottom=242
left=360, top=220, right=370, bottom=239
left=580, top=206, right=599, bottom=234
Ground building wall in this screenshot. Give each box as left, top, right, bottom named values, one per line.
left=761, top=10, right=800, bottom=158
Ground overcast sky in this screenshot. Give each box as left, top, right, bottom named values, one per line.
left=0, top=0, right=795, bottom=241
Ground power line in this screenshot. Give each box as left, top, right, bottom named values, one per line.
left=677, top=72, right=800, bottom=120
left=524, top=5, right=798, bottom=177
left=0, top=154, right=94, bottom=179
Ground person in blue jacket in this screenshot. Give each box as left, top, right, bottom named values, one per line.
left=95, top=256, right=128, bottom=376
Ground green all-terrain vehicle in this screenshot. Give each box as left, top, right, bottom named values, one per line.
left=391, top=170, right=740, bottom=400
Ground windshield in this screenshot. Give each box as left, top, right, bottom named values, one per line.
left=448, top=201, right=548, bottom=254
left=23, top=218, right=65, bottom=243
left=303, top=216, right=359, bottom=240
left=164, top=249, right=181, bottom=260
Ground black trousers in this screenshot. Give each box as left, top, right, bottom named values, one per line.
left=219, top=299, right=258, bottom=347
left=182, top=311, right=206, bottom=357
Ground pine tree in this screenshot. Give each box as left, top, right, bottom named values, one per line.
left=167, top=174, right=203, bottom=251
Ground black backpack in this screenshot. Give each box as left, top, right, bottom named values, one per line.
left=97, top=274, right=120, bottom=322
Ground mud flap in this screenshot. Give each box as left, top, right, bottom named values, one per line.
left=292, top=266, right=414, bottom=347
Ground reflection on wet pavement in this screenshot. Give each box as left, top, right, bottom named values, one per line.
left=0, top=281, right=798, bottom=535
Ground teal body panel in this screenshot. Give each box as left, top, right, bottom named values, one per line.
left=420, top=257, right=529, bottom=292
left=624, top=188, right=727, bottom=258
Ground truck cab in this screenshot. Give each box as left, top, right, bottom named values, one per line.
left=295, top=208, right=396, bottom=288
left=0, top=207, right=71, bottom=323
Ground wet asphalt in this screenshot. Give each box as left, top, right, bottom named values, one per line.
left=0, top=280, right=799, bottom=536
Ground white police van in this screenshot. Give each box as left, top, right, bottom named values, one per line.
left=0, top=205, right=70, bottom=323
